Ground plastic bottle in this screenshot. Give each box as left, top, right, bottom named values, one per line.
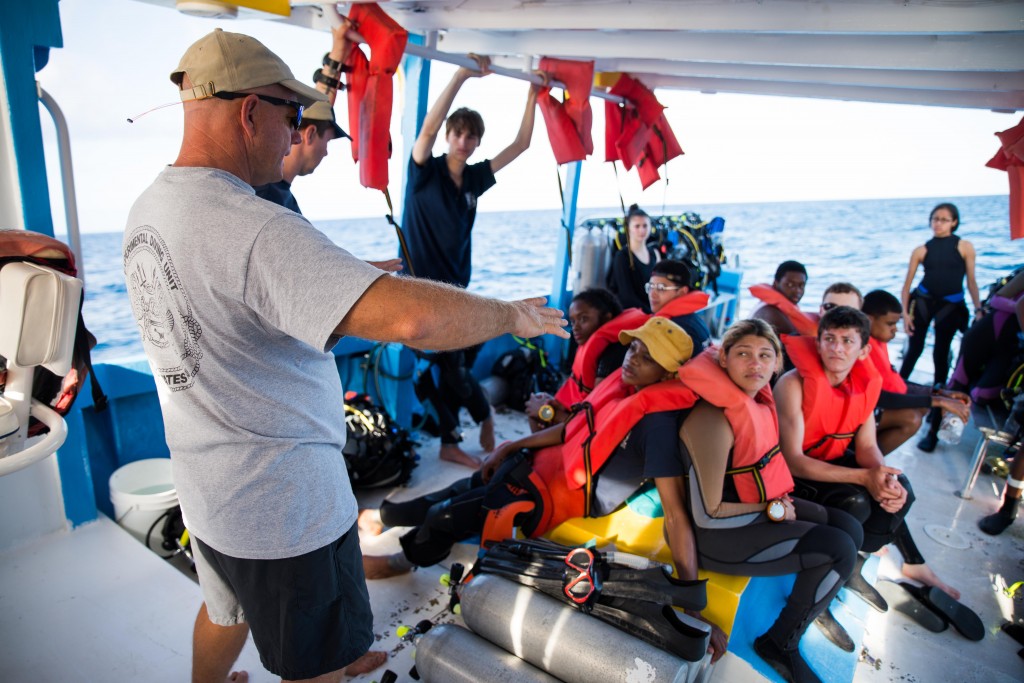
left=937, top=413, right=965, bottom=445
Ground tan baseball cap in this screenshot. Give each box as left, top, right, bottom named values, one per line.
left=303, top=101, right=350, bottom=139
left=619, top=317, right=694, bottom=373
left=171, top=29, right=327, bottom=107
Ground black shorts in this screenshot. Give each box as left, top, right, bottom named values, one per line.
left=193, top=524, right=373, bottom=680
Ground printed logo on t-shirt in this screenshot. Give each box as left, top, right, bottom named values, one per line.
left=124, top=225, right=203, bottom=391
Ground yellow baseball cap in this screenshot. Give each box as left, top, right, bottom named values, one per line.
left=619, top=317, right=694, bottom=373
left=171, top=29, right=326, bottom=107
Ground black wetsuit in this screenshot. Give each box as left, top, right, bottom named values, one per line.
left=606, top=247, right=657, bottom=313
left=663, top=402, right=861, bottom=650
left=901, top=235, right=970, bottom=385
left=384, top=411, right=680, bottom=567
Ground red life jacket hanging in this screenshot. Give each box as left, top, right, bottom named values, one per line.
left=606, top=74, right=683, bottom=189
left=345, top=3, right=408, bottom=191
left=985, top=115, right=1024, bottom=240
left=536, top=57, right=595, bottom=164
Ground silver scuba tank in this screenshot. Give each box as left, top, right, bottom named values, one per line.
left=415, top=623, right=561, bottom=683
left=571, top=224, right=612, bottom=293
left=459, top=573, right=712, bottom=683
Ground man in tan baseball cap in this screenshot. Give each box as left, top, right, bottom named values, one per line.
left=124, top=26, right=568, bottom=683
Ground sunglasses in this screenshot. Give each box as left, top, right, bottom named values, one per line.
left=562, top=547, right=602, bottom=606
left=644, top=282, right=681, bottom=294
left=213, top=91, right=304, bottom=130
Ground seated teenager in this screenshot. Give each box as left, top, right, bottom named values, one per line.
left=657, top=320, right=862, bottom=683
left=525, top=288, right=632, bottom=430
left=647, top=259, right=712, bottom=352
left=774, top=306, right=961, bottom=602
left=373, top=318, right=696, bottom=572
left=817, top=282, right=862, bottom=319
left=861, top=289, right=970, bottom=454
left=750, top=261, right=816, bottom=338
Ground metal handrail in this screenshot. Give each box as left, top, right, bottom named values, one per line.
left=37, top=85, right=84, bottom=284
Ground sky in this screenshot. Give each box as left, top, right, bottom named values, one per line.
left=37, top=0, right=1017, bottom=234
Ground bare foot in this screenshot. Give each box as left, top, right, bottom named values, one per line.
left=227, top=672, right=249, bottom=683
left=362, top=553, right=411, bottom=580
left=342, top=650, right=387, bottom=676
left=440, top=444, right=481, bottom=468
left=357, top=508, right=383, bottom=536
left=902, top=562, right=961, bottom=600
left=479, top=411, right=496, bottom=452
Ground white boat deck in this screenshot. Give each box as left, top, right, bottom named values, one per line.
left=1, top=404, right=1022, bottom=682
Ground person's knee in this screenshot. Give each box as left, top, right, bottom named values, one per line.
left=898, top=475, right=916, bottom=509
left=825, top=488, right=872, bottom=523
left=828, top=507, right=865, bottom=551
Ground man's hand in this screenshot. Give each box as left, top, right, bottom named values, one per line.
left=782, top=495, right=798, bottom=522
left=878, top=477, right=908, bottom=514
left=934, top=395, right=970, bottom=422
left=511, top=297, right=569, bottom=339
left=367, top=259, right=403, bottom=273
left=863, top=465, right=903, bottom=504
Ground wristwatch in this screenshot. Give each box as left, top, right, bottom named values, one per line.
left=766, top=499, right=786, bottom=523
left=538, top=404, right=555, bottom=422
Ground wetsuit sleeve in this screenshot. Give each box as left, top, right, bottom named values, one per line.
left=877, top=389, right=932, bottom=410
left=680, top=402, right=767, bottom=521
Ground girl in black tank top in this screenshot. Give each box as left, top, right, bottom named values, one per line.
left=899, top=203, right=982, bottom=387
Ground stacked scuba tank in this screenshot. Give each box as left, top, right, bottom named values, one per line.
left=411, top=538, right=714, bottom=683
left=571, top=213, right=727, bottom=294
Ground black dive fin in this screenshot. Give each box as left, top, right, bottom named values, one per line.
left=601, top=566, right=707, bottom=611
left=592, top=597, right=711, bottom=662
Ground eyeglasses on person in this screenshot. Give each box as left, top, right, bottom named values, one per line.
left=644, top=282, right=682, bottom=294
left=213, top=91, right=304, bottom=130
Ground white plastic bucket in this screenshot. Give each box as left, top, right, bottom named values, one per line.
left=109, top=458, right=178, bottom=551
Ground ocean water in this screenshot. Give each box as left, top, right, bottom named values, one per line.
left=77, top=194, right=1018, bottom=364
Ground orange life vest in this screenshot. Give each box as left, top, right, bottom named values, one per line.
left=866, top=337, right=907, bottom=394
left=536, top=57, right=595, bottom=165
left=604, top=75, right=683, bottom=189
left=657, top=291, right=710, bottom=319
left=552, top=292, right=709, bottom=407
left=749, top=283, right=819, bottom=336
left=562, top=373, right=701, bottom=514
left=783, top=335, right=882, bottom=461
left=985, top=117, right=1024, bottom=239
left=554, top=308, right=647, bottom=407
left=345, top=3, right=408, bottom=191
left=677, top=350, right=794, bottom=502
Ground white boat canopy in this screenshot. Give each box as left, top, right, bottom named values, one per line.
left=145, top=0, right=1024, bottom=112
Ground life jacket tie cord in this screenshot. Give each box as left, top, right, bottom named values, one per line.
left=382, top=188, right=416, bottom=278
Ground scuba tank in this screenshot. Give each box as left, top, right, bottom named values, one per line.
left=571, top=222, right=613, bottom=293
left=414, top=623, right=561, bottom=683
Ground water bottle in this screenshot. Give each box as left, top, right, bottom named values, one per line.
left=937, top=413, right=965, bottom=445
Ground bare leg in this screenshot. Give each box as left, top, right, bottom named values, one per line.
left=479, top=408, right=496, bottom=452
left=362, top=553, right=412, bottom=580
left=877, top=408, right=926, bottom=456
left=357, top=508, right=383, bottom=537
left=439, top=443, right=481, bottom=468
left=192, top=603, right=250, bottom=683
left=902, top=562, right=961, bottom=600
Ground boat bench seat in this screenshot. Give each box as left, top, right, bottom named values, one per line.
left=546, top=485, right=866, bottom=683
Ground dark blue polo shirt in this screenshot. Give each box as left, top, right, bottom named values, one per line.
left=401, top=154, right=496, bottom=287
left=254, top=180, right=301, bottom=215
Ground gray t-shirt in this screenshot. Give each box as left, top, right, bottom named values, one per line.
left=123, top=167, right=383, bottom=560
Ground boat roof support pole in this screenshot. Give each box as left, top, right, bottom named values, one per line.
left=397, top=32, right=433, bottom=233
left=549, top=161, right=581, bottom=362
left=0, top=0, right=62, bottom=237
left=400, top=43, right=626, bottom=105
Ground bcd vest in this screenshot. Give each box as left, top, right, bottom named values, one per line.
left=677, top=350, right=793, bottom=502
left=783, top=335, right=882, bottom=461
left=865, top=337, right=907, bottom=394
left=749, top=284, right=819, bottom=336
